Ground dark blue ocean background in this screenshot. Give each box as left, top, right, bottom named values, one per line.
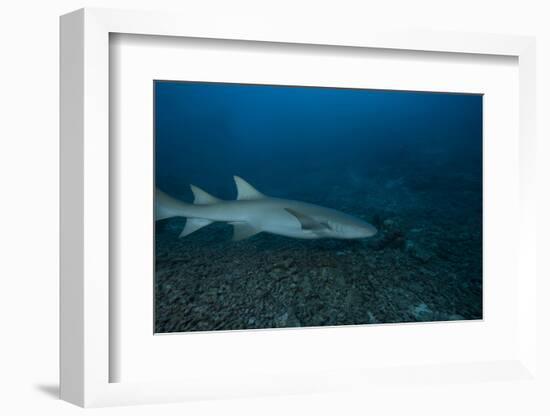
left=154, top=81, right=482, bottom=333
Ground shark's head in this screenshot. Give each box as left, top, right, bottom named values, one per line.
left=327, top=216, right=378, bottom=239
left=285, top=207, right=377, bottom=240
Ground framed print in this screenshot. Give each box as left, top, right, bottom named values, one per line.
left=153, top=81, right=482, bottom=334
left=60, top=8, right=538, bottom=407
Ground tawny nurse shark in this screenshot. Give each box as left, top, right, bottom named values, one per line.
left=156, top=176, right=377, bottom=241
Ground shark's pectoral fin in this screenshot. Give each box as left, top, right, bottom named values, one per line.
left=179, top=218, right=213, bottom=238
left=284, top=208, right=331, bottom=232
left=231, top=222, right=261, bottom=241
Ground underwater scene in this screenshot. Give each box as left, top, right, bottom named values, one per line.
left=154, top=81, right=482, bottom=333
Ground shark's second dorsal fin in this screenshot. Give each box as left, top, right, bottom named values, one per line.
left=234, top=176, right=264, bottom=200
left=190, top=184, right=220, bottom=204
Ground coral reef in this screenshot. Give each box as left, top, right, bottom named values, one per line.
left=155, top=171, right=482, bottom=333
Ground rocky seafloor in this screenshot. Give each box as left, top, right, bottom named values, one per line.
left=155, top=171, right=482, bottom=333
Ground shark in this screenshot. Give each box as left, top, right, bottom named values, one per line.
left=156, top=176, right=377, bottom=241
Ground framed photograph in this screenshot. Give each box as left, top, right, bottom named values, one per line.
left=153, top=81, right=482, bottom=334
left=60, top=8, right=538, bottom=407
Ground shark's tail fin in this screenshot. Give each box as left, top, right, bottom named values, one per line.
left=156, top=185, right=221, bottom=220
left=155, top=186, right=220, bottom=238
left=155, top=189, right=191, bottom=221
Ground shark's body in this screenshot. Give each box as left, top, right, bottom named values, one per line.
left=156, top=176, right=377, bottom=241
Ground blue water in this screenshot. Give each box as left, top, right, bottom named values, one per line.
left=154, top=81, right=482, bottom=333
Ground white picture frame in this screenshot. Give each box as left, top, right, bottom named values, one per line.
left=60, top=7, right=537, bottom=407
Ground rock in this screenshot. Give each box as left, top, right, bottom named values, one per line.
left=275, top=312, right=289, bottom=326
left=411, top=303, right=434, bottom=321
left=286, top=309, right=301, bottom=327
left=372, top=214, right=382, bottom=228
left=302, top=276, right=312, bottom=295
left=371, top=229, right=405, bottom=250
left=344, top=290, right=354, bottom=310
left=383, top=219, right=395, bottom=227
left=406, top=240, right=434, bottom=263
left=367, top=311, right=378, bottom=323
left=320, top=267, right=332, bottom=279
left=154, top=182, right=483, bottom=333
left=334, top=272, right=346, bottom=287
left=414, top=248, right=433, bottom=262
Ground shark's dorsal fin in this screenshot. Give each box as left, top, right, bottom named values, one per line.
left=190, top=184, right=220, bottom=204
left=284, top=208, right=331, bottom=231
left=233, top=176, right=264, bottom=200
